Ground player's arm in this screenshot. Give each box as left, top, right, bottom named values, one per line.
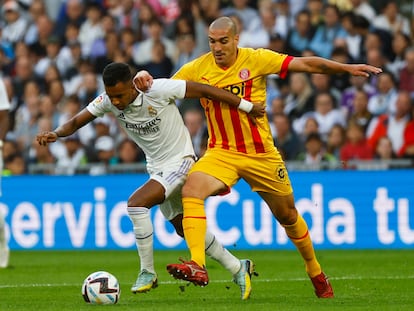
left=184, top=81, right=265, bottom=118
left=288, top=56, right=382, bottom=77
left=36, top=108, right=96, bottom=146
left=0, top=109, right=9, bottom=143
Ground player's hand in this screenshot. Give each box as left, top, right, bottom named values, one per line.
left=36, top=131, right=58, bottom=146
left=133, top=70, right=153, bottom=91
left=248, top=103, right=265, bottom=125
left=347, top=64, right=382, bottom=77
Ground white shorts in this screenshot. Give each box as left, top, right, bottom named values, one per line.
left=148, top=157, right=194, bottom=220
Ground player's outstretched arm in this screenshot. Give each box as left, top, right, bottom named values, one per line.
left=184, top=81, right=265, bottom=117
left=36, top=109, right=96, bottom=146
left=288, top=56, right=383, bottom=77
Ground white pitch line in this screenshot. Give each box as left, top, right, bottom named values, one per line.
left=0, top=275, right=413, bottom=289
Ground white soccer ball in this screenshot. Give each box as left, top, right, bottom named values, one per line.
left=82, top=271, right=121, bottom=305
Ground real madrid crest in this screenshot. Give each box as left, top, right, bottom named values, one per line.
left=147, top=105, right=157, bottom=117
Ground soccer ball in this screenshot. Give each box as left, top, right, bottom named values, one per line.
left=82, top=271, right=120, bottom=305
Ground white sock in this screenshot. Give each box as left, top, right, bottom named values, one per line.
left=128, top=207, right=155, bottom=274
left=205, top=231, right=241, bottom=275
left=0, top=211, right=6, bottom=249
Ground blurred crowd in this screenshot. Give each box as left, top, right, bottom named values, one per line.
left=1, top=0, right=414, bottom=175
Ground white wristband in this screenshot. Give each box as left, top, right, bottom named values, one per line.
left=238, top=99, right=253, bottom=113
left=0, top=140, right=3, bottom=148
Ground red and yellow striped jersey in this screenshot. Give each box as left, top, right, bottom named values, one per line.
left=173, top=47, right=293, bottom=154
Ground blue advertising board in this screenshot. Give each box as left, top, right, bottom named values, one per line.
left=0, top=170, right=413, bottom=250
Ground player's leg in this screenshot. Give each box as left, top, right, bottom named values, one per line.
left=169, top=213, right=254, bottom=299
left=128, top=179, right=165, bottom=293
left=167, top=151, right=241, bottom=286
left=258, top=191, right=333, bottom=298
left=0, top=209, right=9, bottom=268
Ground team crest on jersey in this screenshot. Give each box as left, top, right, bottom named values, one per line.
left=147, top=105, right=157, bottom=117
left=92, top=95, right=105, bottom=105
left=239, top=69, right=250, bottom=80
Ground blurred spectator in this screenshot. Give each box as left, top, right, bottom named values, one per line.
left=115, top=138, right=145, bottom=164
left=398, top=47, right=414, bottom=97
left=340, top=120, right=373, bottom=162
left=306, top=0, right=324, bottom=27
left=54, top=0, right=85, bottom=40
left=78, top=2, right=105, bottom=58
left=89, top=14, right=118, bottom=62
left=285, top=9, right=315, bottom=56
left=349, top=0, right=376, bottom=22
left=341, top=75, right=376, bottom=119
left=132, top=17, right=177, bottom=66
left=92, top=30, right=120, bottom=73
left=367, top=91, right=412, bottom=155
left=1, top=0, right=29, bottom=45
left=348, top=90, right=373, bottom=132
left=55, top=133, right=88, bottom=175
left=325, top=124, right=346, bottom=160
left=309, top=73, right=341, bottom=107
left=24, top=0, right=48, bottom=45
left=283, top=72, right=314, bottom=121
left=330, top=46, right=353, bottom=92
left=77, top=71, right=103, bottom=108
left=399, top=102, right=414, bottom=159
left=89, top=135, right=117, bottom=175
left=12, top=81, right=41, bottom=153
left=229, top=13, right=269, bottom=48
left=137, top=40, right=173, bottom=78
left=374, top=136, right=396, bottom=160
left=296, top=132, right=336, bottom=166
left=221, top=0, right=261, bottom=33
left=4, top=153, right=26, bottom=175
left=117, top=0, right=140, bottom=33
left=272, top=113, right=302, bottom=161
left=173, top=32, right=202, bottom=75
left=293, top=91, right=346, bottom=141
left=372, top=1, right=411, bottom=37
left=388, top=31, right=411, bottom=78
left=367, top=71, right=398, bottom=116
left=183, top=107, right=206, bottom=158
left=309, top=4, right=347, bottom=59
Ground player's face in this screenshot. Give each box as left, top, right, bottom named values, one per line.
left=105, top=81, right=137, bottom=110
left=208, top=27, right=239, bottom=68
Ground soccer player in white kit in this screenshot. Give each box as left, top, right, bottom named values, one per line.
left=0, top=78, right=11, bottom=268
left=36, top=62, right=264, bottom=299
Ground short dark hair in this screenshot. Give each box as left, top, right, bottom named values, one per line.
left=102, top=62, right=132, bottom=87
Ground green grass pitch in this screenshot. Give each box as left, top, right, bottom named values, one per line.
left=0, top=249, right=413, bottom=310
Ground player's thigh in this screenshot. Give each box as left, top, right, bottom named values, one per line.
left=184, top=150, right=239, bottom=197
left=128, top=179, right=166, bottom=207
left=159, top=189, right=183, bottom=221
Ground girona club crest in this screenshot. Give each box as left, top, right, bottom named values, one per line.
left=239, top=68, right=250, bottom=80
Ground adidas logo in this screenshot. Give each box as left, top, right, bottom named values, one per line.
left=118, top=113, right=125, bottom=119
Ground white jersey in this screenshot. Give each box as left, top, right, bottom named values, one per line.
left=0, top=79, right=11, bottom=111
left=87, top=79, right=195, bottom=171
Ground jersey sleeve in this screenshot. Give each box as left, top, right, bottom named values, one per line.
left=172, top=61, right=196, bottom=81
left=252, top=49, right=293, bottom=79
left=147, top=79, right=186, bottom=103
left=86, top=93, right=112, bottom=117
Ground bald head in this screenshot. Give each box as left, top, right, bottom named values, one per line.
left=209, top=17, right=237, bottom=36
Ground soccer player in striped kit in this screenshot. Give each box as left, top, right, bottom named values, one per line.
left=135, top=16, right=382, bottom=298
